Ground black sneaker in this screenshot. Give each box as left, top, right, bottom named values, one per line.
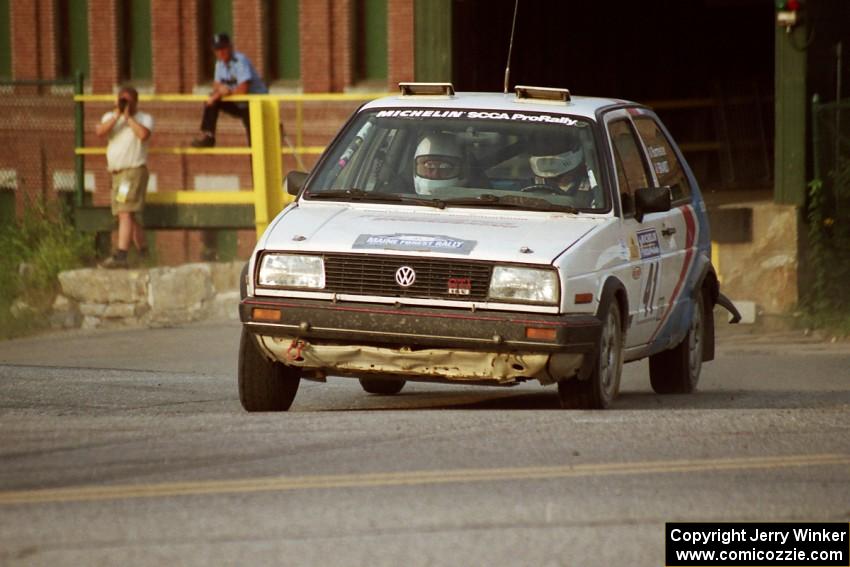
left=191, top=134, right=216, bottom=148
left=100, top=255, right=129, bottom=269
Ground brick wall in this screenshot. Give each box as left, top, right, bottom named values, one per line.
left=88, top=0, right=119, bottom=92
left=300, top=0, right=333, bottom=92
left=37, top=0, right=57, bottom=81
left=234, top=0, right=265, bottom=75
left=180, top=0, right=202, bottom=91
left=11, top=0, right=42, bottom=80
left=388, top=0, right=414, bottom=88
left=151, top=0, right=182, bottom=92
left=331, top=0, right=353, bottom=92
left=3, top=0, right=415, bottom=263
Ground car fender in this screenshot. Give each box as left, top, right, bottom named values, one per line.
left=577, top=276, right=628, bottom=381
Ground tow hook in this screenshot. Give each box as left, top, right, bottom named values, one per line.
left=285, top=339, right=308, bottom=362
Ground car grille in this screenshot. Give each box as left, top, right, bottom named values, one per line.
left=322, top=254, right=493, bottom=301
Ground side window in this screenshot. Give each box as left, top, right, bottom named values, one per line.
left=607, top=119, right=650, bottom=217
left=633, top=117, right=692, bottom=202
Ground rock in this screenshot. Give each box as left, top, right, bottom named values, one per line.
left=59, top=268, right=148, bottom=304
left=49, top=294, right=82, bottom=329
left=97, top=316, right=142, bottom=329
left=79, top=302, right=107, bottom=317
left=208, top=291, right=241, bottom=321
left=52, top=294, right=73, bottom=312
left=714, top=203, right=798, bottom=316
left=102, top=302, right=139, bottom=319
left=55, top=262, right=242, bottom=330
left=10, top=299, right=35, bottom=319
left=211, top=261, right=246, bottom=294
left=49, top=310, right=82, bottom=329
left=147, top=263, right=215, bottom=326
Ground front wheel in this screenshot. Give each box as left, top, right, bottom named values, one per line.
left=238, top=329, right=300, bottom=411
left=649, top=290, right=704, bottom=394
left=359, top=377, right=406, bottom=395
left=558, top=300, right=623, bottom=409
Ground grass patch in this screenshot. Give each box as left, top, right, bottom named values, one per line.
left=0, top=200, right=95, bottom=339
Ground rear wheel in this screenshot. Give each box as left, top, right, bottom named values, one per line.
left=238, top=329, right=300, bottom=411
left=649, top=290, right=704, bottom=394
left=558, top=300, right=623, bottom=409
left=359, top=377, right=406, bottom=395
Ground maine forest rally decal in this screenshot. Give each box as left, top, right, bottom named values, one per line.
left=353, top=233, right=477, bottom=255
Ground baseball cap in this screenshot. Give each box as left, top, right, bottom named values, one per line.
left=212, top=33, right=231, bottom=49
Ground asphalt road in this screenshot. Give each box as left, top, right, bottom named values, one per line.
left=0, top=321, right=848, bottom=566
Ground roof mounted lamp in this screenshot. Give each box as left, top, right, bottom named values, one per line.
left=515, top=85, right=571, bottom=104
left=398, top=83, right=455, bottom=97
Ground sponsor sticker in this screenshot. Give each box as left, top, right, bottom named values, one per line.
left=353, top=233, right=477, bottom=255
left=636, top=228, right=661, bottom=259
left=648, top=145, right=667, bottom=158
left=654, top=160, right=670, bottom=175
left=447, top=277, right=472, bottom=295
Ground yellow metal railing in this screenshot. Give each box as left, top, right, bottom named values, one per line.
left=74, top=93, right=391, bottom=236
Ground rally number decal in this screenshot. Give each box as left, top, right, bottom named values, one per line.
left=639, top=259, right=662, bottom=321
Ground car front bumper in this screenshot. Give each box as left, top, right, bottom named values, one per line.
left=241, top=297, right=601, bottom=384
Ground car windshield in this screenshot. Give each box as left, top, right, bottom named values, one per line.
left=305, top=108, right=606, bottom=213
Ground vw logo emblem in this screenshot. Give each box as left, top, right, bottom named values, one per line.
left=395, top=266, right=416, bottom=287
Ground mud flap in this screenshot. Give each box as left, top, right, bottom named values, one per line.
left=716, top=292, right=742, bottom=324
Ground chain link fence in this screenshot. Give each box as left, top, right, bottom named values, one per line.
left=806, top=97, right=850, bottom=313
left=0, top=79, right=81, bottom=220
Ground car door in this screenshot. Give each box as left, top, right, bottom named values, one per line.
left=630, top=111, right=699, bottom=347
left=603, top=109, right=683, bottom=348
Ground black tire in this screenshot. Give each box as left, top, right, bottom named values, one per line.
left=358, top=377, right=406, bottom=395
left=238, top=329, right=300, bottom=411
left=558, top=300, right=623, bottom=409
left=649, top=290, right=704, bottom=394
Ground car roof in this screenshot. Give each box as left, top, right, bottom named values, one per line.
left=361, top=91, right=641, bottom=121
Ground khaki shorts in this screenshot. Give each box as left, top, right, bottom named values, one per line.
left=111, top=165, right=149, bottom=215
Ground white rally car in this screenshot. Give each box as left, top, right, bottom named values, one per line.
left=238, top=83, right=739, bottom=410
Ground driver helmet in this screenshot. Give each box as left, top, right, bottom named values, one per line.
left=529, top=145, right=585, bottom=181
left=414, top=133, right=465, bottom=195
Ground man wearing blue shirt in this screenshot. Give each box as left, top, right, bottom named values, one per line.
left=191, top=33, right=268, bottom=147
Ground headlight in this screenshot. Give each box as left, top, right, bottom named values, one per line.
left=258, top=254, right=325, bottom=289
left=488, top=266, right=559, bottom=305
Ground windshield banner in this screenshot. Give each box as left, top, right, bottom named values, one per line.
left=375, top=109, right=579, bottom=126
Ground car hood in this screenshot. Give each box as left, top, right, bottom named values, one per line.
left=262, top=202, right=601, bottom=264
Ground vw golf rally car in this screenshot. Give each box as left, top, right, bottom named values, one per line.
left=238, top=83, right=739, bottom=411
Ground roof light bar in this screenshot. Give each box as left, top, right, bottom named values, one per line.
left=398, top=82, right=456, bottom=97
left=515, top=85, right=571, bottom=103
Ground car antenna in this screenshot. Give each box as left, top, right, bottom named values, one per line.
left=503, top=0, right=520, bottom=94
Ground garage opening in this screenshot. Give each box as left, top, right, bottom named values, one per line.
left=450, top=0, right=775, bottom=195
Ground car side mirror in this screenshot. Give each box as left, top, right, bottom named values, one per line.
left=285, top=170, right=309, bottom=196
left=634, top=186, right=672, bottom=222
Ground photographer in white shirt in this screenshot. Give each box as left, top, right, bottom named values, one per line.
left=95, top=86, right=153, bottom=269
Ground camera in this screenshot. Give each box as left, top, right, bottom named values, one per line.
left=118, top=98, right=128, bottom=112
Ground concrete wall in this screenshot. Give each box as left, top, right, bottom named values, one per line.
left=711, top=202, right=799, bottom=325
left=53, top=261, right=244, bottom=330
